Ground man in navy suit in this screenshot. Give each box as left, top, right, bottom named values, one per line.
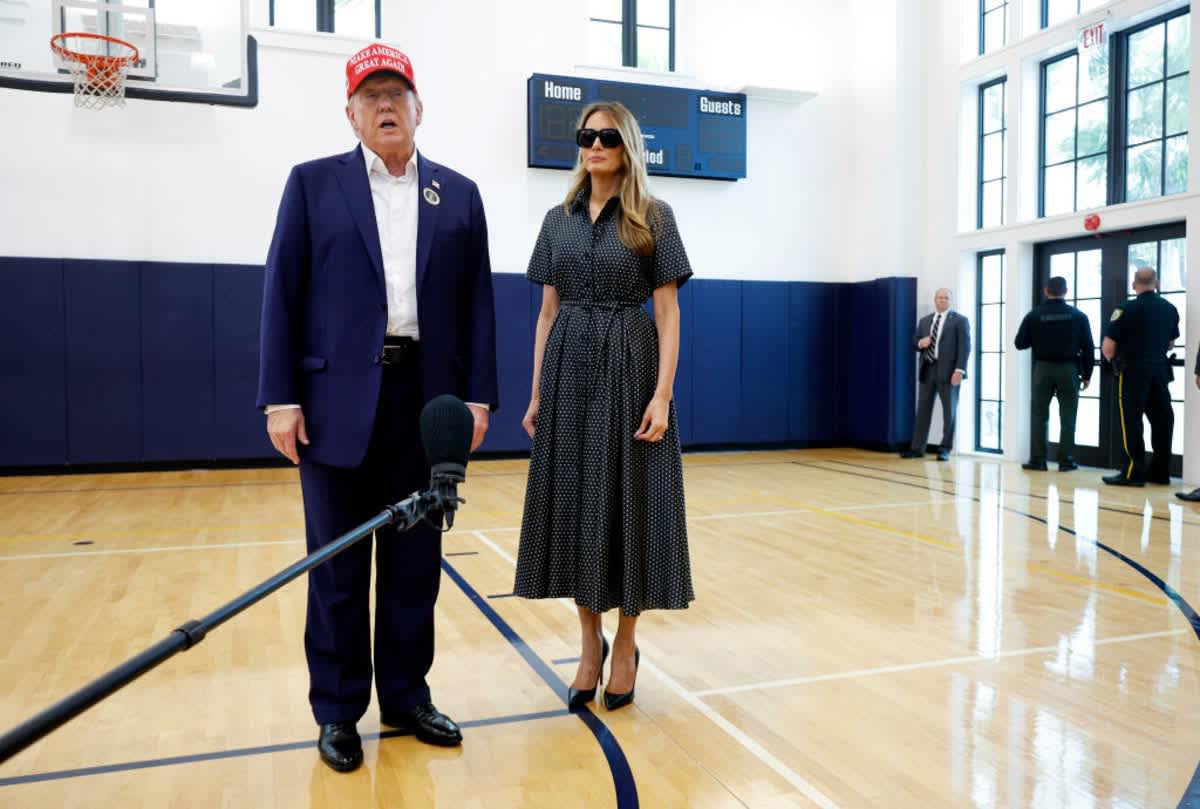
left=256, top=43, right=498, bottom=773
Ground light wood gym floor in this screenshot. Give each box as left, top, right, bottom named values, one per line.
left=1, top=448, right=1199, bottom=808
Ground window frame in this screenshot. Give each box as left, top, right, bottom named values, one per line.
left=1037, top=7, right=1190, bottom=216
left=979, top=0, right=1008, bottom=55
left=978, top=76, right=1007, bottom=229
left=269, top=0, right=381, bottom=38
left=976, top=249, right=1007, bottom=454
left=1117, top=6, right=1190, bottom=204
left=590, top=0, right=676, bottom=71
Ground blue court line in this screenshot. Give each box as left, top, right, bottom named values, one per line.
left=798, top=460, right=1200, bottom=807
left=0, top=709, right=565, bottom=787
left=441, top=559, right=639, bottom=809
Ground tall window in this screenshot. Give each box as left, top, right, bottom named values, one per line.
left=1040, top=50, right=1109, bottom=216
left=270, top=0, right=380, bottom=38
left=1124, top=11, right=1190, bottom=202
left=1043, top=0, right=1107, bottom=28
left=979, top=78, right=1007, bottom=228
left=589, top=0, right=675, bottom=71
left=980, top=0, right=1008, bottom=54
left=977, top=251, right=1006, bottom=453
left=1046, top=249, right=1102, bottom=449
left=1129, top=237, right=1188, bottom=455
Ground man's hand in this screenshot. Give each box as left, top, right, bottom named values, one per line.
left=918, top=336, right=933, bottom=349
left=951, top=371, right=963, bottom=387
left=1081, top=377, right=1091, bottom=391
left=1195, top=374, right=1199, bottom=391
left=467, top=404, right=489, bottom=452
left=267, top=408, right=309, bottom=465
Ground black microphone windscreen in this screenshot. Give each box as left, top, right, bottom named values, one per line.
left=420, top=395, right=474, bottom=470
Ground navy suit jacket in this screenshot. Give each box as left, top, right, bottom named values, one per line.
left=257, top=146, right=499, bottom=469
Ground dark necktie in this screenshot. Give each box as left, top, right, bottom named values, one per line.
left=924, top=314, right=941, bottom=364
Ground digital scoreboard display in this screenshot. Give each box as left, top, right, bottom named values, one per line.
left=527, top=72, right=747, bottom=181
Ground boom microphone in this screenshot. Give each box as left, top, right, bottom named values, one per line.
left=419, top=395, right=474, bottom=528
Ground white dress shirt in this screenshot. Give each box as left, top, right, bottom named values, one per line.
left=930, top=311, right=966, bottom=376
left=363, top=142, right=421, bottom=339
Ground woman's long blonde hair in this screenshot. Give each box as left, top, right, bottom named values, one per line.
left=563, top=101, right=658, bottom=257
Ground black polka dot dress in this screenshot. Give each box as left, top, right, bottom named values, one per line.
left=514, top=188, right=695, bottom=617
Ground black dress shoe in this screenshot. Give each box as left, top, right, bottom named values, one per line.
left=604, top=647, right=640, bottom=711
left=382, top=702, right=462, bottom=747
left=1058, top=461, right=1078, bottom=472
left=317, top=722, right=363, bottom=772
left=900, top=450, right=924, bottom=459
left=936, top=450, right=950, bottom=462
left=1176, top=488, right=1200, bottom=502
left=567, top=634, right=609, bottom=710
left=1022, top=461, right=1048, bottom=471
left=1103, top=472, right=1144, bottom=487
left=1147, top=475, right=1171, bottom=485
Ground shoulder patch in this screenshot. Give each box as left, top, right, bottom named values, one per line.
left=1110, top=309, right=1123, bottom=322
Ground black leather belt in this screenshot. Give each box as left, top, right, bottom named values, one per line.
left=380, top=336, right=417, bottom=366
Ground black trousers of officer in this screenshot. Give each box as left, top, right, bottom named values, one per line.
left=298, top=349, right=442, bottom=725
left=1115, top=365, right=1173, bottom=482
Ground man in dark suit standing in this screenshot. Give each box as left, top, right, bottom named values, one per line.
left=257, top=44, right=498, bottom=772
left=901, top=288, right=971, bottom=461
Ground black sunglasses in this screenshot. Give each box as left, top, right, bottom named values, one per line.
left=575, top=128, right=623, bottom=149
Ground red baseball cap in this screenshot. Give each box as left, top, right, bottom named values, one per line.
left=345, top=44, right=416, bottom=99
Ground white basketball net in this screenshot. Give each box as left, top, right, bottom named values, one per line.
left=52, top=35, right=138, bottom=110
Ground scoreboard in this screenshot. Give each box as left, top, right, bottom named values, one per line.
left=527, top=72, right=747, bottom=181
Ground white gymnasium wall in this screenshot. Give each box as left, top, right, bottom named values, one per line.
left=0, top=0, right=892, bottom=285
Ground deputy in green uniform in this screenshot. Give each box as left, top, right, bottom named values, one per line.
left=1101, top=267, right=1179, bottom=487
left=1014, top=275, right=1094, bottom=472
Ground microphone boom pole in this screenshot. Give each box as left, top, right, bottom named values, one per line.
left=0, top=487, right=453, bottom=766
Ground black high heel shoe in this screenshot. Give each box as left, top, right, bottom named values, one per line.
left=567, top=634, right=609, bottom=710
left=603, top=647, right=640, bottom=711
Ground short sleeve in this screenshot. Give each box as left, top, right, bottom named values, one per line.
left=1105, top=306, right=1126, bottom=342
left=650, top=201, right=693, bottom=289
left=526, top=208, right=556, bottom=285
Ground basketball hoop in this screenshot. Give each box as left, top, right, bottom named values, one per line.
left=49, top=32, right=140, bottom=110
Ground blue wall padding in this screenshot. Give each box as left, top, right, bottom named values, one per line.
left=63, top=260, right=143, bottom=464
left=0, top=258, right=917, bottom=467
left=689, top=279, right=742, bottom=445
left=0, top=258, right=67, bottom=466
left=740, top=281, right=790, bottom=443
left=212, top=265, right=275, bottom=459
left=141, top=262, right=215, bottom=461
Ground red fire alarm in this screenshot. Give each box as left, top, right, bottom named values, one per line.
left=1084, top=213, right=1101, bottom=231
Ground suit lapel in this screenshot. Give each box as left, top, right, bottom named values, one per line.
left=333, top=146, right=386, bottom=296
left=416, top=153, right=440, bottom=292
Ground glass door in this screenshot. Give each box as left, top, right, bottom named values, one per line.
left=1034, top=222, right=1186, bottom=474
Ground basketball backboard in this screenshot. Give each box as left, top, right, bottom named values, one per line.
left=0, top=0, right=257, bottom=106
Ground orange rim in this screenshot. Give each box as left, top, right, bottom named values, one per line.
left=49, top=32, right=139, bottom=72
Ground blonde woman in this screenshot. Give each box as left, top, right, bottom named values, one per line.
left=514, top=102, right=695, bottom=711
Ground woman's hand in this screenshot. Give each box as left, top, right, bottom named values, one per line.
left=634, top=396, right=670, bottom=442
left=522, top=397, right=539, bottom=439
